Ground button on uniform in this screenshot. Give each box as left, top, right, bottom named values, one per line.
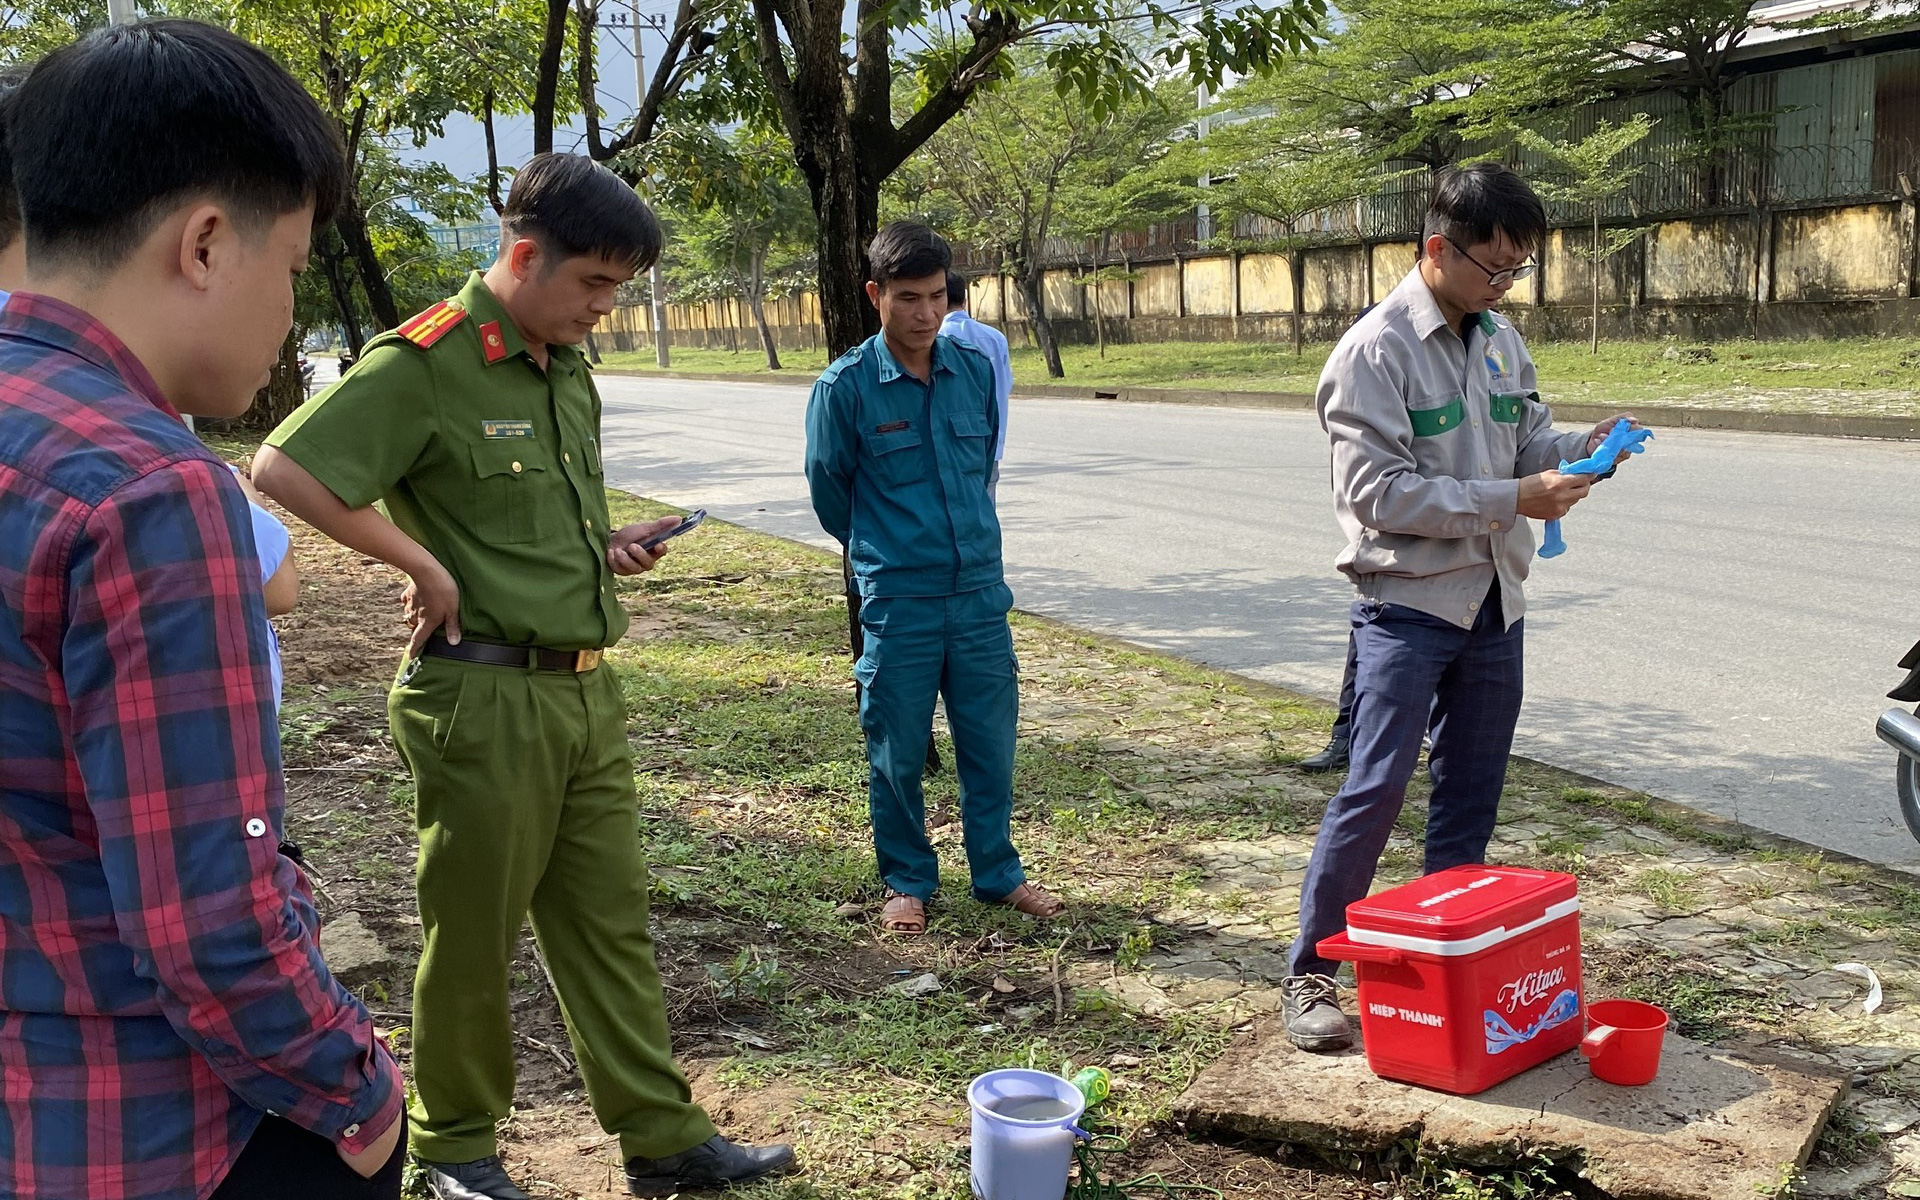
left=245, top=818, right=266, bottom=838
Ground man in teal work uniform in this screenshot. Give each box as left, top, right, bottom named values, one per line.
left=804, top=222, right=1065, bottom=936
left=253, top=154, right=794, bottom=1200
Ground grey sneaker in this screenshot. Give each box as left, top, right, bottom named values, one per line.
left=1282, top=974, right=1354, bottom=1052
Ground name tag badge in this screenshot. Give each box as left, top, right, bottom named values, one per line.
left=482, top=420, right=535, bottom=439
left=875, top=420, right=910, bottom=434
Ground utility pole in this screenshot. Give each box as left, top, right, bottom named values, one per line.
left=611, top=1, right=672, bottom=367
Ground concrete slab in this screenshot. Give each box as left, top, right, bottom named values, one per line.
left=1173, top=1019, right=1848, bottom=1200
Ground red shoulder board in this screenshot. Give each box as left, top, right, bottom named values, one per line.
left=479, top=320, right=508, bottom=364
left=396, top=300, right=468, bottom=349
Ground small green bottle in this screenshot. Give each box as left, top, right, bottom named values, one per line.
left=1070, top=1066, right=1111, bottom=1108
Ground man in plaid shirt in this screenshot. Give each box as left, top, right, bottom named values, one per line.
left=0, top=22, right=404, bottom=1200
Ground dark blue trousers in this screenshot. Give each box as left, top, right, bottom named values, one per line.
left=1288, top=585, right=1524, bottom=978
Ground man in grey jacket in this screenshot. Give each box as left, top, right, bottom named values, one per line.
left=1283, top=164, right=1635, bottom=1051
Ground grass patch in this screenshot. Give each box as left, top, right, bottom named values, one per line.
left=1585, top=946, right=1788, bottom=1043
left=1551, top=786, right=1753, bottom=854
left=1629, top=866, right=1702, bottom=913
left=1743, top=917, right=1843, bottom=955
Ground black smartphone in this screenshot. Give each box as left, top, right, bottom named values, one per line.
left=639, top=509, right=707, bottom=551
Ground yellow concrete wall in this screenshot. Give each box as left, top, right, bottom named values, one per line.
left=1043, top=269, right=1081, bottom=319
left=1095, top=278, right=1130, bottom=318
left=1238, top=253, right=1295, bottom=314
left=1183, top=256, right=1235, bottom=316
left=1303, top=247, right=1366, bottom=313
left=1134, top=263, right=1180, bottom=316
left=1371, top=243, right=1418, bottom=304
left=1645, top=217, right=1754, bottom=302
left=970, top=277, right=1003, bottom=321
left=1542, top=228, right=1634, bottom=307
left=1774, top=204, right=1903, bottom=300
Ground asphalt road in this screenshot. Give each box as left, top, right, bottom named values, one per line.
left=594, top=373, right=1920, bottom=869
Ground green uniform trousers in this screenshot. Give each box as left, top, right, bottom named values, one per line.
left=388, top=654, right=717, bottom=1164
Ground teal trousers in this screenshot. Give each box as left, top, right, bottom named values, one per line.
left=853, top=583, right=1025, bottom=902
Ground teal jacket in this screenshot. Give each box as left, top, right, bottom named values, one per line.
left=804, top=332, right=1003, bottom=598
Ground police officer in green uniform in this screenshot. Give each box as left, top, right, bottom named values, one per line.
left=253, top=154, right=794, bottom=1200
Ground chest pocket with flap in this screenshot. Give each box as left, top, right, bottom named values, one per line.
left=1407, top=393, right=1465, bottom=438
left=469, top=442, right=550, bottom=544
left=948, top=410, right=991, bottom=477
left=864, top=424, right=927, bottom=487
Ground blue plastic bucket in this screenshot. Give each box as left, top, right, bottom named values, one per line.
left=968, top=1068, right=1088, bottom=1200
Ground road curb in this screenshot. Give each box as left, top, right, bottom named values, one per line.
left=596, top=368, right=1920, bottom=441
left=1006, top=605, right=1920, bottom=884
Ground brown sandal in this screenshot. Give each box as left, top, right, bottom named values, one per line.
left=999, top=882, right=1066, bottom=919
left=879, top=890, right=927, bottom=935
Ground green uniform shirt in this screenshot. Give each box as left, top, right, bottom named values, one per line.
left=267, top=272, right=626, bottom=650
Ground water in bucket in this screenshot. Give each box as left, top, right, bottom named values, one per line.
left=968, top=1068, right=1087, bottom=1200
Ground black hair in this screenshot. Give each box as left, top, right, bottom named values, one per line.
left=10, top=20, right=346, bottom=273
left=1423, top=163, right=1546, bottom=257
left=945, top=269, right=970, bottom=307
left=867, top=222, right=950, bottom=288
left=501, top=153, right=662, bottom=273
left=0, top=63, right=30, bottom=253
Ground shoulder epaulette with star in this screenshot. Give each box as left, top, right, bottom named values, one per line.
left=396, top=300, right=468, bottom=349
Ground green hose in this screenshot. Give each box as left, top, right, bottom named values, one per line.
left=1064, top=1128, right=1224, bottom=1200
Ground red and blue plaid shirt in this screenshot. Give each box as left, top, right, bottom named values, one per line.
left=0, top=294, right=402, bottom=1200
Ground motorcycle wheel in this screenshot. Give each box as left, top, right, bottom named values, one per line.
left=1899, top=749, right=1920, bottom=843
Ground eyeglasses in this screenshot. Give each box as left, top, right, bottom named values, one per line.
left=1447, top=238, right=1538, bottom=288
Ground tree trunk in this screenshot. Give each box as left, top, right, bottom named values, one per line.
left=806, top=151, right=882, bottom=356
left=482, top=89, right=505, bottom=215
left=1089, top=247, right=1107, bottom=361
left=748, top=252, right=782, bottom=370
left=242, top=330, right=307, bottom=432
left=1590, top=208, right=1601, bottom=355
left=1018, top=265, right=1063, bottom=379
left=335, top=190, right=401, bottom=333
left=317, top=229, right=365, bottom=357
left=531, top=0, right=570, bottom=156
left=1291, top=252, right=1305, bottom=356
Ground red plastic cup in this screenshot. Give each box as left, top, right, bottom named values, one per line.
left=1581, top=999, right=1669, bottom=1086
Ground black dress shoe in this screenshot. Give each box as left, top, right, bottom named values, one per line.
left=625, top=1135, right=797, bottom=1197
left=1298, top=735, right=1351, bottom=773
left=423, top=1156, right=532, bottom=1200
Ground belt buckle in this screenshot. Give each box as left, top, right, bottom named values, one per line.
left=574, top=648, right=604, bottom=672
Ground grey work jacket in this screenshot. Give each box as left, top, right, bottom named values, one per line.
left=1317, top=269, right=1588, bottom=629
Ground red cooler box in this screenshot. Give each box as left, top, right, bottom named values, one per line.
left=1318, top=865, right=1583, bottom=1095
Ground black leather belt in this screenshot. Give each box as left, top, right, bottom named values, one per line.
left=423, top=633, right=604, bottom=672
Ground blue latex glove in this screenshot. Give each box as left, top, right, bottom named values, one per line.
left=1539, top=421, right=1653, bottom=559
